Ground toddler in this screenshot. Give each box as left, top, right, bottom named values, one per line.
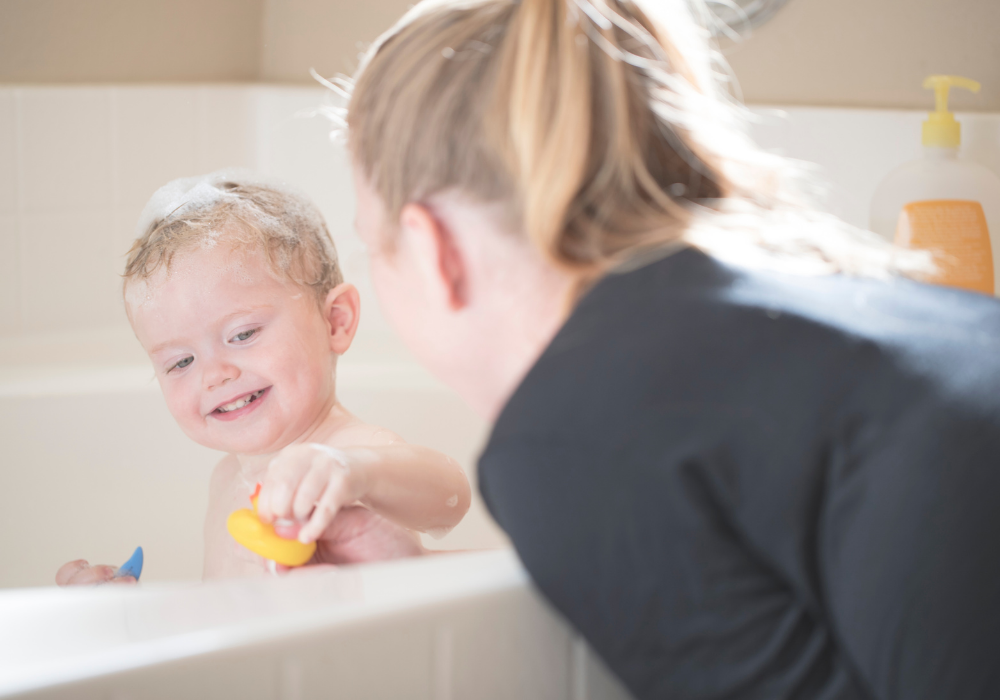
left=56, top=172, right=471, bottom=583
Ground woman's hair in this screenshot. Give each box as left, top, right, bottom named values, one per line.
left=344, top=0, right=929, bottom=285
left=123, top=171, right=343, bottom=310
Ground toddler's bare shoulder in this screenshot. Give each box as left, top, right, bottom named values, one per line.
left=328, top=420, right=405, bottom=448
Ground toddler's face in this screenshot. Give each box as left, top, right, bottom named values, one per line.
left=129, top=244, right=337, bottom=455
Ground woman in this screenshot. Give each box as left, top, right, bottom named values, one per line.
left=343, top=1, right=1000, bottom=697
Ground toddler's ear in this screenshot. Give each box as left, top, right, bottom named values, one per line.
left=323, top=283, right=361, bottom=354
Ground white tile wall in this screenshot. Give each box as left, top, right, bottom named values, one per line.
left=0, top=84, right=387, bottom=342
left=0, top=216, right=18, bottom=334
left=0, top=86, right=257, bottom=340
left=4, top=87, right=999, bottom=343
left=19, top=211, right=125, bottom=332
left=113, top=87, right=200, bottom=211
left=0, top=91, right=15, bottom=215
left=18, top=88, right=114, bottom=214
left=250, top=87, right=387, bottom=335
left=195, top=86, right=256, bottom=173
left=748, top=106, right=1000, bottom=230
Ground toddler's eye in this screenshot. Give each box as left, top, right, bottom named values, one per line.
left=170, top=356, right=194, bottom=372
left=231, top=328, right=259, bottom=342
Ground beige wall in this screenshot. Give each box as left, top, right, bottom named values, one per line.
left=0, top=0, right=998, bottom=110
left=0, top=0, right=264, bottom=83
left=260, top=0, right=411, bottom=82
left=724, top=0, right=1000, bottom=111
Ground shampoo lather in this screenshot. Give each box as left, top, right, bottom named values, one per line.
left=870, top=75, right=1000, bottom=296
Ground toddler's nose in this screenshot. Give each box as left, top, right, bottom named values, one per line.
left=203, top=361, right=241, bottom=390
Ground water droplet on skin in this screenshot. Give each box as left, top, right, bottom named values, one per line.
left=426, top=527, right=450, bottom=540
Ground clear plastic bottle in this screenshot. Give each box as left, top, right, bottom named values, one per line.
left=870, top=75, right=1000, bottom=296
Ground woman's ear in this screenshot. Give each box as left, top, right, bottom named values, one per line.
left=399, top=202, right=468, bottom=310
left=322, top=283, right=361, bottom=354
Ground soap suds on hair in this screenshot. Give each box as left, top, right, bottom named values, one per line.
left=124, top=169, right=344, bottom=313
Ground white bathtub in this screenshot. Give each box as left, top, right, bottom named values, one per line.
left=0, top=326, right=632, bottom=699
left=0, top=550, right=632, bottom=699
left=0, top=328, right=508, bottom=589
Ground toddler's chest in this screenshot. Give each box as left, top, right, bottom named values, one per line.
left=207, top=481, right=271, bottom=577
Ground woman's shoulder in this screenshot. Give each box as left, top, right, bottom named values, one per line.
left=492, top=245, right=1000, bottom=446
left=585, top=245, right=1000, bottom=337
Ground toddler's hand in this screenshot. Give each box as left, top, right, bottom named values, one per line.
left=55, top=560, right=136, bottom=586
left=257, top=443, right=369, bottom=545
left=275, top=506, right=424, bottom=571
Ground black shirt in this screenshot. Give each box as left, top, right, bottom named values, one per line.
left=478, top=247, right=1000, bottom=700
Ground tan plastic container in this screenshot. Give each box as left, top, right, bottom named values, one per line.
left=869, top=76, right=1000, bottom=296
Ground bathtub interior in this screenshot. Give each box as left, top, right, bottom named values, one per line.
left=0, top=331, right=507, bottom=589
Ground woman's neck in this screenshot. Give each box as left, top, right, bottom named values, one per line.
left=470, top=260, right=577, bottom=422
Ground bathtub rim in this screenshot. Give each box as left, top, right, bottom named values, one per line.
left=0, top=548, right=524, bottom=697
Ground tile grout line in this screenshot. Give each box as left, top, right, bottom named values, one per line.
left=279, top=656, right=303, bottom=700
left=433, top=624, right=452, bottom=700
left=109, top=87, right=119, bottom=212
left=570, top=635, right=588, bottom=700
left=13, top=89, right=25, bottom=333
left=196, top=86, right=206, bottom=173
left=108, top=86, right=127, bottom=322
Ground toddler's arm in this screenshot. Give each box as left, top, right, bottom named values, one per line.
left=257, top=438, right=471, bottom=545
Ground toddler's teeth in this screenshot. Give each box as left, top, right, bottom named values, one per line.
left=217, top=389, right=264, bottom=413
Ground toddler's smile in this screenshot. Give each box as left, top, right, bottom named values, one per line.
left=210, top=387, right=270, bottom=420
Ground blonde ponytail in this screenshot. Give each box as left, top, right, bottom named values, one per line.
left=503, top=0, right=591, bottom=261
left=345, top=0, right=930, bottom=285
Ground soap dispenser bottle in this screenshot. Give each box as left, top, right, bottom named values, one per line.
left=870, top=75, right=1000, bottom=296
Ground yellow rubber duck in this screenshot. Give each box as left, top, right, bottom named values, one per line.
left=227, top=483, right=317, bottom=567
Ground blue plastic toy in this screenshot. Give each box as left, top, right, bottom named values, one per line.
left=114, top=546, right=144, bottom=581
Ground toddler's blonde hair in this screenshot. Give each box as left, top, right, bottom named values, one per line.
left=124, top=171, right=343, bottom=310
left=344, top=0, right=929, bottom=287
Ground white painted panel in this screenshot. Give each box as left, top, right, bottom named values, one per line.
left=113, top=87, right=199, bottom=210
left=251, top=87, right=390, bottom=338
left=113, top=205, right=145, bottom=277
left=196, top=86, right=256, bottom=174
left=960, top=113, right=1000, bottom=182
left=0, top=91, right=16, bottom=215
left=578, top=639, right=633, bottom=700
left=449, top=588, right=573, bottom=700
left=0, top=217, right=19, bottom=334
left=19, top=211, right=125, bottom=332
left=748, top=106, right=1000, bottom=230
left=297, top=620, right=435, bottom=699
left=110, top=652, right=277, bottom=700
left=18, top=88, right=112, bottom=213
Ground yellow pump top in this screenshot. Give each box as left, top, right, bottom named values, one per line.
left=922, top=75, right=980, bottom=148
